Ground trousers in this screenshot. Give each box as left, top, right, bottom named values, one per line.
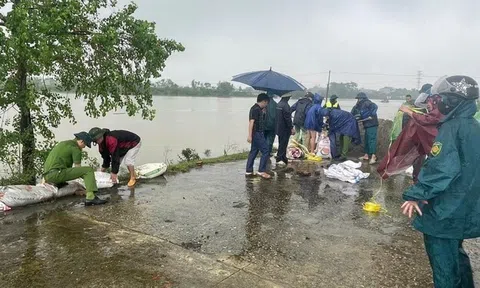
left=294, top=125, right=310, bottom=146
left=246, top=132, right=269, bottom=173
left=45, top=167, right=98, bottom=200
left=264, top=130, right=276, bottom=156
left=424, top=234, right=474, bottom=288
left=364, top=126, right=378, bottom=155
left=276, top=132, right=290, bottom=164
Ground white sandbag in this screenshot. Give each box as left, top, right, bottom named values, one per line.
left=316, top=133, right=332, bottom=159
left=74, top=171, right=114, bottom=189
left=323, top=161, right=370, bottom=184
left=0, top=184, right=57, bottom=207
left=0, top=201, right=11, bottom=212
left=54, top=181, right=86, bottom=198
left=405, top=166, right=414, bottom=176
left=287, top=147, right=304, bottom=160
left=136, top=163, right=167, bottom=179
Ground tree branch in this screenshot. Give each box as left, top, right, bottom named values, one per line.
left=0, top=13, right=6, bottom=27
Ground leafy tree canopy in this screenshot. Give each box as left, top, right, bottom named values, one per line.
left=0, top=0, right=184, bottom=183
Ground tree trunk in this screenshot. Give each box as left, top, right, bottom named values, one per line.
left=18, top=63, right=36, bottom=184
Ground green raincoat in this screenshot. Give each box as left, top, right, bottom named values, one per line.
left=403, top=100, right=480, bottom=239
left=403, top=100, right=480, bottom=287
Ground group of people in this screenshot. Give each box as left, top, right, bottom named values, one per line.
left=246, top=90, right=380, bottom=178
left=247, top=74, right=480, bottom=287
left=43, top=128, right=142, bottom=206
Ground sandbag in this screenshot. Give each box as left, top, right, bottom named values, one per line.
left=287, top=147, right=304, bottom=160
left=54, top=182, right=86, bottom=198
left=0, top=201, right=11, bottom=212
left=405, top=166, right=414, bottom=176
left=74, top=171, right=114, bottom=189
left=324, top=161, right=370, bottom=184
left=136, top=163, right=167, bottom=179
left=0, top=184, right=56, bottom=207
left=316, top=133, right=332, bottom=159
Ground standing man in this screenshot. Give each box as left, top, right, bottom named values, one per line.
left=404, top=94, right=414, bottom=106
left=43, top=132, right=107, bottom=206
left=263, top=92, right=277, bottom=156
left=291, top=92, right=313, bottom=145
left=401, top=75, right=480, bottom=287
left=351, top=92, right=379, bottom=164
left=246, top=93, right=271, bottom=179
left=275, top=94, right=295, bottom=166
left=89, top=127, right=141, bottom=187
left=323, top=95, right=341, bottom=110
left=402, top=94, right=415, bottom=129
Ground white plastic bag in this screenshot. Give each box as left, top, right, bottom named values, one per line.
left=74, top=171, right=114, bottom=189
left=323, top=161, right=370, bottom=183
left=136, top=163, right=167, bottom=179
left=405, top=166, right=414, bottom=176
left=0, top=184, right=57, bottom=207
left=316, top=132, right=332, bottom=159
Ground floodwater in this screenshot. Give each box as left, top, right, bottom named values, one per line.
left=2, top=160, right=480, bottom=287
left=0, top=95, right=402, bottom=171
left=45, top=96, right=403, bottom=165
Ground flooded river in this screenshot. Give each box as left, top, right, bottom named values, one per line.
left=47, top=96, right=403, bottom=165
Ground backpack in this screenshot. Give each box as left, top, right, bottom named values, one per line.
left=293, top=98, right=312, bottom=127
left=265, top=99, right=277, bottom=131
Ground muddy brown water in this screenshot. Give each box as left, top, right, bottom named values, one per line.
left=0, top=96, right=405, bottom=171
left=2, top=161, right=480, bottom=287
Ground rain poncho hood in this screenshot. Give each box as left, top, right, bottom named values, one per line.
left=402, top=99, right=480, bottom=239
left=320, top=109, right=361, bottom=145
left=304, top=93, right=324, bottom=132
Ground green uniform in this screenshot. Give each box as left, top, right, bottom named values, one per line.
left=364, top=126, right=377, bottom=155
left=339, top=135, right=351, bottom=158
left=403, top=101, right=480, bottom=288
left=294, top=126, right=310, bottom=146
left=44, top=140, right=98, bottom=200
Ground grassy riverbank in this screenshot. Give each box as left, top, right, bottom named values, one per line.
left=166, top=151, right=249, bottom=175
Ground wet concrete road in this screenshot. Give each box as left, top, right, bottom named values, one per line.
left=1, top=160, right=480, bottom=287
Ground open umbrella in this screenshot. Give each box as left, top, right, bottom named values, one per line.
left=232, top=68, right=306, bottom=96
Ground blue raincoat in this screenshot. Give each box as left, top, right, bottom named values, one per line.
left=320, top=109, right=361, bottom=145
left=304, top=93, right=324, bottom=132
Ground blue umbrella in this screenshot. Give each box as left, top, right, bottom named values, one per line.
left=232, top=68, right=306, bottom=96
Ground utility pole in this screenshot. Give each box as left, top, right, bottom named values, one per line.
left=325, top=70, right=331, bottom=98
left=416, top=70, right=423, bottom=90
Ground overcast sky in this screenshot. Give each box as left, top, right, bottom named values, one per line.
left=119, top=0, right=479, bottom=89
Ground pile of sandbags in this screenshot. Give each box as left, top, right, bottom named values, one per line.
left=0, top=182, right=84, bottom=211
left=0, top=163, right=168, bottom=212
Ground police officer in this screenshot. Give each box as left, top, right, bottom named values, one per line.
left=323, top=95, right=341, bottom=109
left=401, top=75, right=480, bottom=288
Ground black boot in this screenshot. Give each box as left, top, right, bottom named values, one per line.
left=85, top=196, right=108, bottom=206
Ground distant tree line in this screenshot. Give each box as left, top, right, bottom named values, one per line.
left=33, top=78, right=420, bottom=100
left=151, top=79, right=256, bottom=97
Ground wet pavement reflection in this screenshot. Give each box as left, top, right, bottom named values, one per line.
left=1, top=160, right=480, bottom=287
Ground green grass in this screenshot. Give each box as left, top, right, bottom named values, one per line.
left=166, top=151, right=249, bottom=175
